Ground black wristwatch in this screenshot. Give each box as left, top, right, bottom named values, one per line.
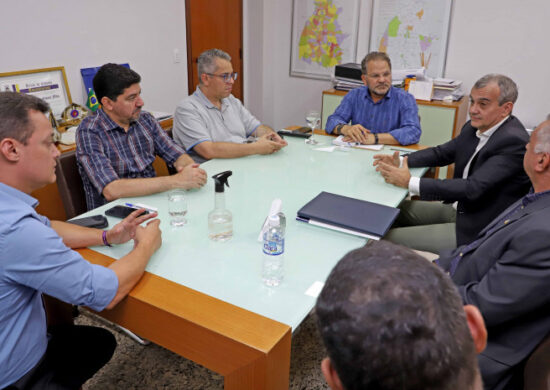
left=335, top=124, right=345, bottom=135
left=373, top=133, right=379, bottom=144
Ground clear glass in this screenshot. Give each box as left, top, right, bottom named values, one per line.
left=167, top=190, right=188, bottom=226
left=305, top=110, right=321, bottom=145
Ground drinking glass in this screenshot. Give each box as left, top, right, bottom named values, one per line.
left=305, top=110, right=321, bottom=145
left=167, top=190, right=188, bottom=226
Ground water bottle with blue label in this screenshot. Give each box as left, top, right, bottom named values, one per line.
left=262, top=214, right=285, bottom=287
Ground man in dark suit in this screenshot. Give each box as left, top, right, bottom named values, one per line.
left=436, top=120, right=550, bottom=390
left=374, top=74, right=530, bottom=253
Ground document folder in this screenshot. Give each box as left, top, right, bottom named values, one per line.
left=296, top=191, right=399, bottom=239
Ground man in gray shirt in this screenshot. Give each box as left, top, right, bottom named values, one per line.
left=173, top=48, right=287, bottom=163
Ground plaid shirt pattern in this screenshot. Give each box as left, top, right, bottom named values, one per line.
left=76, top=109, right=186, bottom=210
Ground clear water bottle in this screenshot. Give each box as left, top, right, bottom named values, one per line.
left=262, top=214, right=285, bottom=287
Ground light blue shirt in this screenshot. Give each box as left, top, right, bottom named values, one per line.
left=0, top=183, right=118, bottom=388
left=325, top=86, right=421, bottom=145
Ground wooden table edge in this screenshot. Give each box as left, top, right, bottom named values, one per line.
left=78, top=247, right=291, bottom=390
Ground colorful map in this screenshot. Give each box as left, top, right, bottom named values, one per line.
left=370, top=0, right=452, bottom=78
left=298, top=0, right=348, bottom=68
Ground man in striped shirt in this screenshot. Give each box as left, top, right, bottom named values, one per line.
left=326, top=52, right=421, bottom=146
left=77, top=64, right=207, bottom=210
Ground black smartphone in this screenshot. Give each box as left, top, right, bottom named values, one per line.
left=105, top=205, right=149, bottom=219
left=67, top=215, right=108, bottom=229
left=277, top=127, right=312, bottom=138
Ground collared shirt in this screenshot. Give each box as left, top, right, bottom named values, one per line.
left=325, top=86, right=421, bottom=145
left=408, top=116, right=510, bottom=197
left=172, top=87, right=261, bottom=163
left=0, top=183, right=118, bottom=388
left=76, top=109, right=186, bottom=210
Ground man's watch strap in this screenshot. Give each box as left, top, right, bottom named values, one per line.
left=374, top=133, right=379, bottom=144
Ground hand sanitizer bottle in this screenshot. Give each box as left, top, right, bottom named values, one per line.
left=208, top=171, right=233, bottom=241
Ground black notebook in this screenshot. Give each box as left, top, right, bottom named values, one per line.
left=297, top=191, right=400, bottom=238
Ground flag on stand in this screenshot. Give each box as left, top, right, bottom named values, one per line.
left=86, top=88, right=99, bottom=112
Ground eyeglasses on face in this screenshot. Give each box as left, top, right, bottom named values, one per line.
left=206, top=72, right=238, bottom=82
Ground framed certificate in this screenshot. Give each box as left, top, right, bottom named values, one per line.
left=0, top=67, right=72, bottom=119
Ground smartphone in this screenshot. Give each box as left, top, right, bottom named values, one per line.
left=105, top=205, right=149, bottom=219
left=277, top=127, right=312, bottom=138
left=67, top=215, right=108, bottom=229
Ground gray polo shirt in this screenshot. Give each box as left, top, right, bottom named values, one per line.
left=172, top=87, right=261, bottom=163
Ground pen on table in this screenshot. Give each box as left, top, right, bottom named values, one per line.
left=125, top=202, right=158, bottom=213
left=388, top=147, right=411, bottom=155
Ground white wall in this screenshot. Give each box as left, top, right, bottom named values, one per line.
left=252, top=0, right=550, bottom=130
left=0, top=0, right=188, bottom=114
left=1, top=1, right=549, bottom=130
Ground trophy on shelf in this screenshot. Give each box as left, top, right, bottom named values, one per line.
left=59, top=102, right=90, bottom=128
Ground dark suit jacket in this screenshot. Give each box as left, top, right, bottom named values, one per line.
left=438, top=194, right=550, bottom=390
left=407, top=116, right=530, bottom=245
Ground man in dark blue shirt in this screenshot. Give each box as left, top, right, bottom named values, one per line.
left=326, top=52, right=421, bottom=146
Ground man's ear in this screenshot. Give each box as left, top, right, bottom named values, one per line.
left=536, top=152, right=550, bottom=172
left=100, top=96, right=113, bottom=111
left=463, top=305, right=487, bottom=353
left=361, top=74, right=368, bottom=86
left=0, top=138, right=20, bottom=162
left=321, top=357, right=345, bottom=390
left=501, top=101, right=514, bottom=116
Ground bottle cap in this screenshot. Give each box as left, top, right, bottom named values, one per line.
left=212, top=171, right=232, bottom=193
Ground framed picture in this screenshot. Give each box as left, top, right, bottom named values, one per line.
left=0, top=67, right=72, bottom=119
left=290, top=0, right=360, bottom=80
left=369, top=0, right=453, bottom=78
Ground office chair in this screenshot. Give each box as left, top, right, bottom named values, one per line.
left=524, top=332, right=550, bottom=390
left=54, top=150, right=150, bottom=345
left=55, top=150, right=87, bottom=219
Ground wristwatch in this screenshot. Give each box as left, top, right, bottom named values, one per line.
left=373, top=133, right=379, bottom=144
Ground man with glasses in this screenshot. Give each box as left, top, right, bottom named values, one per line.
left=76, top=63, right=207, bottom=210
left=173, top=48, right=287, bottom=163
left=326, top=51, right=421, bottom=146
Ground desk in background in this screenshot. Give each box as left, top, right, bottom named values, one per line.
left=321, top=89, right=469, bottom=178
left=77, top=135, right=426, bottom=389
left=32, top=117, right=174, bottom=221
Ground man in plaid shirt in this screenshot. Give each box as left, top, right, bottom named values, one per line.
left=77, top=63, right=207, bottom=210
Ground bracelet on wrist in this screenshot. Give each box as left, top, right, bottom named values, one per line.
left=374, top=133, right=379, bottom=145
left=102, top=230, right=112, bottom=247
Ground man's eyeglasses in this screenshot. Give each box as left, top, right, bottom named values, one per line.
left=206, top=72, right=238, bottom=83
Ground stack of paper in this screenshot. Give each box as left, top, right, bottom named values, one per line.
left=432, top=78, right=464, bottom=101
left=332, top=135, right=384, bottom=151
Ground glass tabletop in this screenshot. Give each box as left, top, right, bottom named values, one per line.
left=81, top=135, right=425, bottom=330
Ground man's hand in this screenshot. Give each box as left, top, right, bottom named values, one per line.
left=174, top=163, right=207, bottom=189
left=264, top=131, right=288, bottom=146
left=254, top=134, right=286, bottom=155
left=375, top=156, right=411, bottom=188
left=373, top=151, right=400, bottom=168
left=106, top=208, right=158, bottom=245
left=341, top=124, right=371, bottom=144
left=133, top=219, right=162, bottom=253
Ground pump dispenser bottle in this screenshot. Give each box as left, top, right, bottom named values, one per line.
left=208, top=171, right=233, bottom=241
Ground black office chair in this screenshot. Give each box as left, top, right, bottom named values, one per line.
left=55, top=150, right=87, bottom=219
left=524, top=332, right=550, bottom=390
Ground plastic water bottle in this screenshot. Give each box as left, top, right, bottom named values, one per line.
left=262, top=214, right=285, bottom=287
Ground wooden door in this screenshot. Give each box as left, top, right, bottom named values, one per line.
left=185, top=0, right=243, bottom=101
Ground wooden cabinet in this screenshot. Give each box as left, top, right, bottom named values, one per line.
left=321, top=89, right=469, bottom=178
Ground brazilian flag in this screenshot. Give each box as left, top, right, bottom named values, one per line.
left=86, top=88, right=99, bottom=112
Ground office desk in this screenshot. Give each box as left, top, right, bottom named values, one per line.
left=77, top=135, right=425, bottom=389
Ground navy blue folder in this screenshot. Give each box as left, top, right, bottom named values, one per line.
left=297, top=191, right=400, bottom=238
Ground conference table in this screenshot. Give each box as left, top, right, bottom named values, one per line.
left=76, top=134, right=425, bottom=389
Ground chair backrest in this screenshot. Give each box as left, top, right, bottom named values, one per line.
left=55, top=150, right=87, bottom=219
left=524, top=332, right=550, bottom=390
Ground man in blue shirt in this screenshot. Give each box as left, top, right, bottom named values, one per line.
left=0, top=92, right=162, bottom=389
left=326, top=51, right=421, bottom=146
left=77, top=63, right=207, bottom=210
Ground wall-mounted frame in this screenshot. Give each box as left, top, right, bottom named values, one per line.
left=0, top=67, right=72, bottom=119
left=290, top=0, right=360, bottom=80
left=368, top=0, right=453, bottom=78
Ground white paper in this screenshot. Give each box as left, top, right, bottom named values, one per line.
left=408, top=80, right=434, bottom=101
left=332, top=135, right=384, bottom=151
left=305, top=281, right=325, bottom=298
left=314, top=146, right=336, bottom=152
